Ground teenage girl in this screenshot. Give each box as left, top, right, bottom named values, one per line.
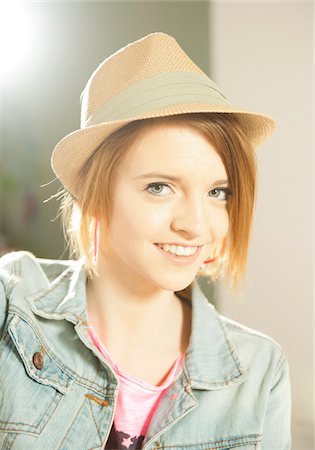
left=0, top=33, right=291, bottom=449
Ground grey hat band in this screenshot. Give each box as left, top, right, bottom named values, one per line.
left=83, top=72, right=231, bottom=128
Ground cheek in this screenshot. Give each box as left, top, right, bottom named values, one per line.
left=212, top=208, right=230, bottom=242
left=109, top=193, right=168, bottom=241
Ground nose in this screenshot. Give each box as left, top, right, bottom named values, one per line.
left=171, top=193, right=210, bottom=239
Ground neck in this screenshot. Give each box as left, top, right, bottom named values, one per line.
left=85, top=248, right=192, bottom=359
left=86, top=257, right=183, bottom=336
left=87, top=273, right=178, bottom=321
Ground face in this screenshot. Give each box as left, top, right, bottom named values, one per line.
left=97, top=123, right=230, bottom=293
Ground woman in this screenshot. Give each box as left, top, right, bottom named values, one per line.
left=0, top=33, right=291, bottom=449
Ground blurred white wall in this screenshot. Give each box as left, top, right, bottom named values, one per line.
left=210, top=2, right=313, bottom=449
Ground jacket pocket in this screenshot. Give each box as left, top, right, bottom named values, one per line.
left=206, top=446, right=258, bottom=450
left=0, top=314, right=71, bottom=435
left=151, top=444, right=258, bottom=450
left=157, top=435, right=261, bottom=450
left=207, top=436, right=261, bottom=449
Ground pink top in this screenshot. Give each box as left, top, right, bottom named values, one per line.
left=88, top=325, right=184, bottom=449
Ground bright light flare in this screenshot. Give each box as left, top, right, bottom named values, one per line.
left=0, top=2, right=34, bottom=77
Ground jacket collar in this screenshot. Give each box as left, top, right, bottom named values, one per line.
left=184, top=281, right=248, bottom=389
left=25, top=254, right=248, bottom=390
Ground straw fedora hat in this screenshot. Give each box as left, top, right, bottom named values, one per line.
left=51, top=32, right=276, bottom=196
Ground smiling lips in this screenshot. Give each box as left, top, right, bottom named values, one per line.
left=154, top=243, right=203, bottom=266
left=156, top=243, right=199, bottom=256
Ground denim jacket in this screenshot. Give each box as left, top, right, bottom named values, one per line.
left=0, top=251, right=291, bottom=450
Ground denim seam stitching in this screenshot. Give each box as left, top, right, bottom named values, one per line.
left=8, top=307, right=114, bottom=395
left=0, top=390, right=61, bottom=433
left=57, top=401, right=85, bottom=449
left=216, top=313, right=247, bottom=377
left=160, top=433, right=262, bottom=448
left=25, top=267, right=73, bottom=302
left=86, top=397, right=103, bottom=445
left=2, top=431, right=18, bottom=450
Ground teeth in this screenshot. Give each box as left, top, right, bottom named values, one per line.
left=158, top=244, right=197, bottom=256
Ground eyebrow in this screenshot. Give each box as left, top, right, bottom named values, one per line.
left=134, top=173, right=229, bottom=185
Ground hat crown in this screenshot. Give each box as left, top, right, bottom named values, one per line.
left=52, top=32, right=276, bottom=196
left=80, top=33, right=206, bottom=127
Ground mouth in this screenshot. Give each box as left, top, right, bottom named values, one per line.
left=155, top=243, right=199, bottom=256
left=154, top=243, right=203, bottom=266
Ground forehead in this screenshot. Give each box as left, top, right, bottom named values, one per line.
left=121, top=123, right=227, bottom=180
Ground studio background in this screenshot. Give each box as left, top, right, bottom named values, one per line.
left=0, top=1, right=313, bottom=448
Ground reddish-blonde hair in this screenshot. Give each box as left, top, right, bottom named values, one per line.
left=59, top=112, right=256, bottom=291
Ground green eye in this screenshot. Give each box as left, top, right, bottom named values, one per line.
left=209, top=188, right=232, bottom=201
left=146, top=182, right=171, bottom=196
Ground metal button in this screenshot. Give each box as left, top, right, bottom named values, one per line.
left=32, top=352, right=44, bottom=370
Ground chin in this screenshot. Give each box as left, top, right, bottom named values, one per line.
left=154, top=273, right=197, bottom=293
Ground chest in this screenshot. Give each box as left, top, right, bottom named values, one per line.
left=95, top=337, right=184, bottom=386
left=1, top=314, right=268, bottom=450
left=88, top=302, right=191, bottom=387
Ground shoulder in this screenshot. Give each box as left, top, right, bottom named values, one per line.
left=219, top=312, right=289, bottom=379
left=0, top=251, right=82, bottom=335
left=0, top=250, right=79, bottom=283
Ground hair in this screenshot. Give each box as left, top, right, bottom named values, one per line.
left=58, top=112, right=256, bottom=292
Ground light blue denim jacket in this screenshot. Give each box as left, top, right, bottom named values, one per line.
left=0, top=251, right=291, bottom=450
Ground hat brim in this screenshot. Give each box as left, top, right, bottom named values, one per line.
left=51, top=102, right=275, bottom=196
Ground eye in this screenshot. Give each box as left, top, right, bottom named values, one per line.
left=209, top=187, right=232, bottom=201
left=146, top=182, right=172, bottom=196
